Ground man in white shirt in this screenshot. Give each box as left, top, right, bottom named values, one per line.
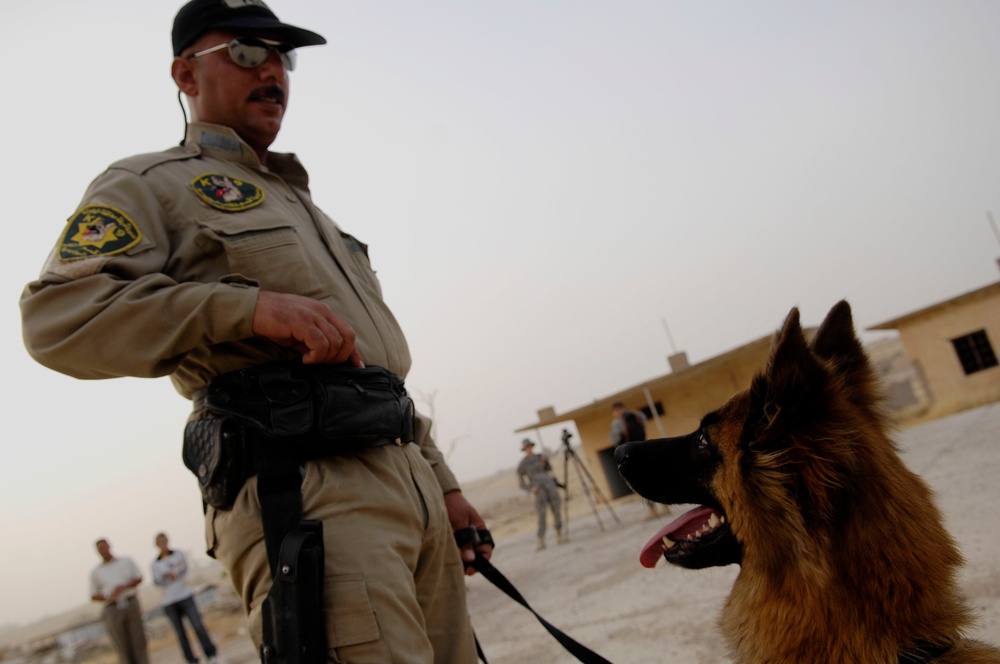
left=90, top=539, right=149, bottom=664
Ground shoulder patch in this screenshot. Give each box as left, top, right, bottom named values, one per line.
left=58, top=205, right=143, bottom=261
left=191, top=173, right=265, bottom=211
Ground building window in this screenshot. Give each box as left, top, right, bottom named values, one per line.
left=951, top=330, right=998, bottom=375
left=640, top=401, right=665, bottom=419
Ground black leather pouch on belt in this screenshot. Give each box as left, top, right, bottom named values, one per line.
left=204, top=362, right=415, bottom=446
left=182, top=417, right=248, bottom=509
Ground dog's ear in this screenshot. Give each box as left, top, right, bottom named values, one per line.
left=811, top=300, right=881, bottom=411
left=766, top=308, right=828, bottom=408
left=812, top=300, right=865, bottom=374
left=752, top=307, right=829, bottom=441
left=754, top=306, right=853, bottom=524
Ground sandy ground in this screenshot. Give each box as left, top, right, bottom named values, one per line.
left=147, top=402, right=1000, bottom=664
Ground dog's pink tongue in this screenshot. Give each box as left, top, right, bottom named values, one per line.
left=639, top=506, right=717, bottom=568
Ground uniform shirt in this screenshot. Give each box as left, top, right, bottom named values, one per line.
left=517, top=453, right=558, bottom=492
left=151, top=549, right=193, bottom=607
left=91, top=557, right=141, bottom=604
left=21, top=122, right=458, bottom=493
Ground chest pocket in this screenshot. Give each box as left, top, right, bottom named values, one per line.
left=197, top=214, right=329, bottom=299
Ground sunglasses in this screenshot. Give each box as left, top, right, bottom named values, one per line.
left=189, top=37, right=297, bottom=72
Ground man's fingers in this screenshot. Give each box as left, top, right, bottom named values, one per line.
left=346, top=348, right=365, bottom=368
left=299, top=318, right=339, bottom=364
left=299, top=329, right=333, bottom=364
left=324, top=315, right=357, bottom=364
left=254, top=291, right=361, bottom=365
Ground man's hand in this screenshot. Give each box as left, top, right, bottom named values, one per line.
left=444, top=490, right=493, bottom=575
left=252, top=291, right=364, bottom=366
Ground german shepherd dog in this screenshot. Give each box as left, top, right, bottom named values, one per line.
left=615, top=302, right=1000, bottom=663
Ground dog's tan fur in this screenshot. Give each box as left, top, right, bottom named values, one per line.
left=616, top=302, right=1000, bottom=663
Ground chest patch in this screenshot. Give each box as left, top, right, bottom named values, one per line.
left=191, top=173, right=265, bottom=211
left=58, top=205, right=143, bottom=261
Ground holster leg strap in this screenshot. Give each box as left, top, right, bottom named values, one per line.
left=256, top=441, right=327, bottom=664
left=260, top=521, right=327, bottom=664
left=256, top=439, right=305, bottom=575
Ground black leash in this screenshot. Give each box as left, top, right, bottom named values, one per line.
left=456, top=528, right=613, bottom=664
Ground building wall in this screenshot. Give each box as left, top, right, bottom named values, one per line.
left=895, top=291, right=1000, bottom=421
left=865, top=336, right=933, bottom=421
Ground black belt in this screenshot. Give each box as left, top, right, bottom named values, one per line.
left=244, top=427, right=403, bottom=472
left=204, top=361, right=415, bottom=443
left=183, top=362, right=416, bottom=512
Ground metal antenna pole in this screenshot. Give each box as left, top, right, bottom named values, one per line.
left=660, top=317, right=678, bottom=354
left=988, top=211, right=1000, bottom=247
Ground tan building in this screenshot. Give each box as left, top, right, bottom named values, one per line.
left=869, top=281, right=1000, bottom=423
left=515, top=335, right=792, bottom=500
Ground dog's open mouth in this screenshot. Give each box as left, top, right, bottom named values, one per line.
left=640, top=505, right=729, bottom=568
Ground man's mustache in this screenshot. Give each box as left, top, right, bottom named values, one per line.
left=249, top=85, right=286, bottom=104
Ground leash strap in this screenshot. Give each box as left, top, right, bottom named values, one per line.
left=456, top=528, right=613, bottom=664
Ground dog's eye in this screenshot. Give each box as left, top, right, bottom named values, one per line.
left=698, top=431, right=709, bottom=448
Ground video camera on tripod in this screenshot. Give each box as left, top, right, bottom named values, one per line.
left=560, top=428, right=574, bottom=453
left=556, top=427, right=619, bottom=533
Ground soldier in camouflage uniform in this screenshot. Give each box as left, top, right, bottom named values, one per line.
left=516, top=439, right=564, bottom=550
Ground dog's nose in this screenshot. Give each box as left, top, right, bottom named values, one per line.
left=613, top=444, right=630, bottom=464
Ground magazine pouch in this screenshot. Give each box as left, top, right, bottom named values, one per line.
left=182, top=417, right=248, bottom=509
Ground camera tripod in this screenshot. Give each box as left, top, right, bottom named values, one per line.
left=559, top=429, right=620, bottom=537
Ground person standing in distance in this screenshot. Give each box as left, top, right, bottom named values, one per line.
left=90, top=539, right=149, bottom=664
left=517, top=439, right=564, bottom=550
left=152, top=533, right=220, bottom=664
left=609, top=402, right=663, bottom=518
left=21, top=2, right=492, bottom=661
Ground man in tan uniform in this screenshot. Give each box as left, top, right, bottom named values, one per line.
left=21, top=1, right=491, bottom=662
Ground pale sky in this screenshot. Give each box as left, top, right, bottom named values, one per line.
left=2, top=0, right=999, bottom=628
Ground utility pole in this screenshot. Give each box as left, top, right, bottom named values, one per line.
left=988, top=212, right=1000, bottom=275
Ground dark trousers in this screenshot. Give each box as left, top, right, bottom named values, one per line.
left=162, top=596, right=217, bottom=663
left=102, top=597, right=149, bottom=664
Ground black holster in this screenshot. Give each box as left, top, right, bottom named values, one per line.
left=261, top=520, right=327, bottom=664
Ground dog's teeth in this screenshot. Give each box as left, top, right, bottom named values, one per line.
left=708, top=513, right=721, bottom=528
left=661, top=536, right=674, bottom=548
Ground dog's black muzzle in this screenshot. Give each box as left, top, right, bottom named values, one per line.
left=615, top=432, right=721, bottom=508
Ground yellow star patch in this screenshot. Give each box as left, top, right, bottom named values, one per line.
left=58, top=205, right=142, bottom=261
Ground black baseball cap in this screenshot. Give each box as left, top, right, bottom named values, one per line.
left=172, top=0, right=327, bottom=56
